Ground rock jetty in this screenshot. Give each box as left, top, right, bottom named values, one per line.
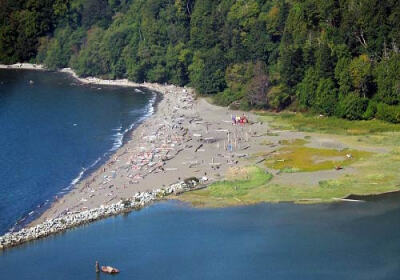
left=0, top=179, right=202, bottom=250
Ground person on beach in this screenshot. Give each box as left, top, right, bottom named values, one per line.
left=240, top=114, right=248, bottom=124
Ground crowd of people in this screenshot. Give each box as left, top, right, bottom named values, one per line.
left=232, top=114, right=248, bottom=125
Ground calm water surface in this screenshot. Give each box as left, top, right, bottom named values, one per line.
left=1, top=195, right=399, bottom=280
left=0, top=69, right=154, bottom=234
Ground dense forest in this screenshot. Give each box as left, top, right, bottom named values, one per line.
left=1, top=0, right=400, bottom=122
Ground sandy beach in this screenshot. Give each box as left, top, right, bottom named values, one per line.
left=30, top=71, right=272, bottom=225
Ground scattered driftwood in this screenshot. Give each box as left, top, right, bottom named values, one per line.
left=204, top=137, right=216, bottom=143
left=195, top=144, right=203, bottom=152
left=175, top=148, right=184, bottom=156
left=333, top=198, right=364, bottom=202
left=162, top=155, right=174, bottom=162
left=236, top=154, right=248, bottom=158
left=256, top=158, right=266, bottom=164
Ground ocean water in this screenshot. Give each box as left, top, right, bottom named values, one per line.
left=1, top=195, right=399, bottom=279
left=0, top=69, right=155, bottom=234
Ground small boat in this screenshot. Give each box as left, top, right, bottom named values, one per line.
left=101, top=266, right=120, bottom=274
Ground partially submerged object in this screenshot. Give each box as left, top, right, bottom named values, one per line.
left=101, top=266, right=120, bottom=274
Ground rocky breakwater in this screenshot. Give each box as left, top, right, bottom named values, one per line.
left=0, top=179, right=203, bottom=250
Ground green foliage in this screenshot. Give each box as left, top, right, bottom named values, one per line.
left=166, top=43, right=192, bottom=86
left=334, top=57, right=352, bottom=95
left=267, top=85, right=291, bottom=111
left=38, top=27, right=85, bottom=70
left=0, top=0, right=74, bottom=63
left=213, top=88, right=243, bottom=107
left=315, top=43, right=335, bottom=78
left=214, top=61, right=271, bottom=108
left=363, top=100, right=378, bottom=120
left=279, top=47, right=304, bottom=90
left=81, top=0, right=112, bottom=28
left=313, top=78, right=338, bottom=116
left=296, top=67, right=319, bottom=108
left=336, top=94, right=369, bottom=120
left=189, top=47, right=226, bottom=94
left=375, top=54, right=400, bottom=105
left=376, top=103, right=400, bottom=123
left=349, top=54, right=374, bottom=98
left=1, top=0, right=400, bottom=123
left=70, top=27, right=110, bottom=77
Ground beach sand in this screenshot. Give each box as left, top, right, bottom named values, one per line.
left=29, top=78, right=275, bottom=225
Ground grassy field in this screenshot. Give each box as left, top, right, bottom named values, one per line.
left=178, top=113, right=400, bottom=207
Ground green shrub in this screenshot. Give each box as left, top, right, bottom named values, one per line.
left=336, top=94, right=368, bottom=120
left=375, top=54, right=400, bottom=105
left=213, top=88, right=244, bottom=106
left=362, top=101, right=377, bottom=120
left=376, top=103, right=400, bottom=123
left=296, top=67, right=319, bottom=108
left=313, top=78, right=338, bottom=116
left=269, top=85, right=291, bottom=110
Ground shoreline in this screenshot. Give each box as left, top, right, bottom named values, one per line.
left=0, top=63, right=186, bottom=93
left=0, top=63, right=46, bottom=70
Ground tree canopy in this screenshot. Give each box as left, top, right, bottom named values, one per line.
left=1, top=0, right=399, bottom=122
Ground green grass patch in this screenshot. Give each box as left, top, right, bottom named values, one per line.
left=178, top=166, right=273, bottom=207
left=257, top=112, right=400, bottom=135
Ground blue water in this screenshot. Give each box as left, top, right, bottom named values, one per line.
left=0, top=69, right=154, bottom=234
left=1, top=195, right=399, bottom=279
